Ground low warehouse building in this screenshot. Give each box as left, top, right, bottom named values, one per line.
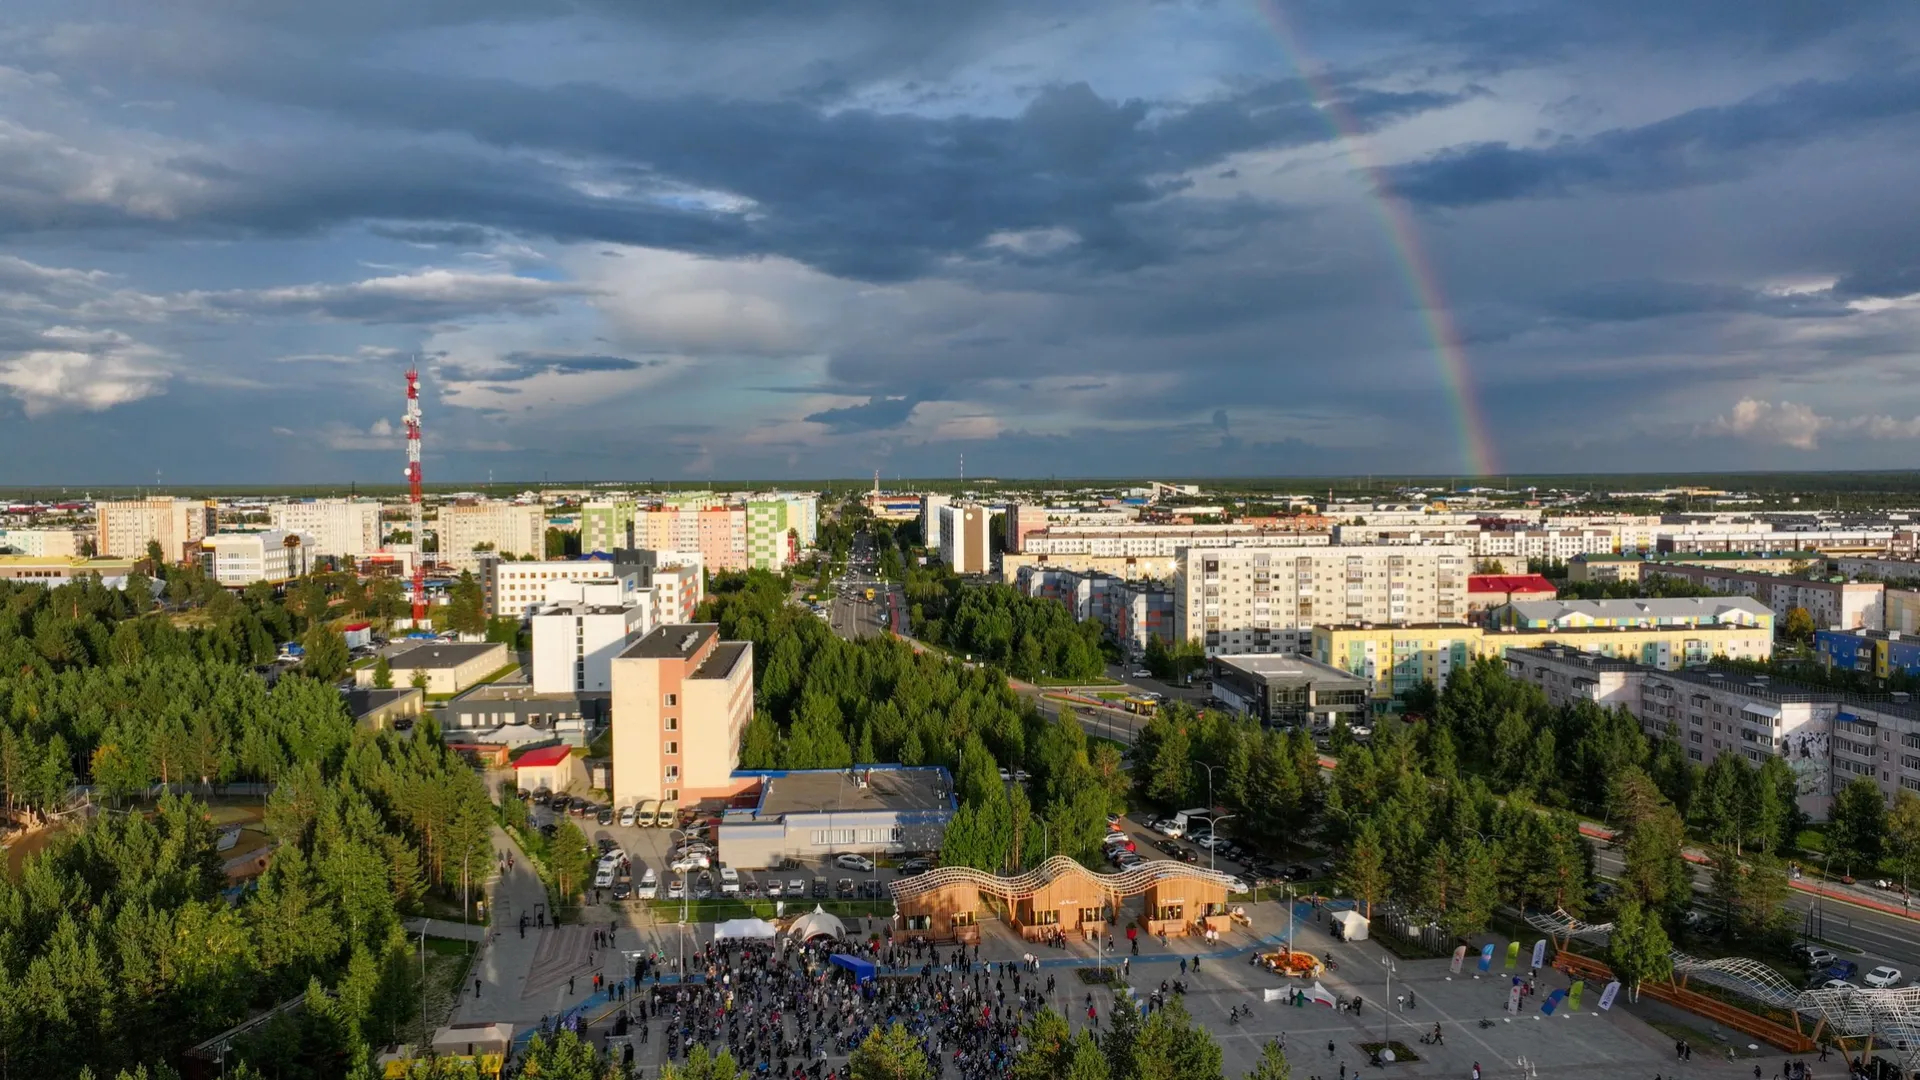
left=1208, top=653, right=1371, bottom=729
left=718, top=766, right=955, bottom=870
left=358, top=641, right=508, bottom=696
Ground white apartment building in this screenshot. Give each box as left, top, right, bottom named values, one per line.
left=1658, top=528, right=1895, bottom=554
left=651, top=564, right=702, bottom=625
left=203, top=531, right=311, bottom=586
left=938, top=503, right=993, bottom=575
left=0, top=528, right=88, bottom=557
left=269, top=499, right=383, bottom=561
left=1174, top=544, right=1470, bottom=655
left=1474, top=528, right=1616, bottom=562
left=531, top=581, right=655, bottom=693
left=96, top=498, right=215, bottom=562
left=921, top=494, right=952, bottom=551
left=488, top=559, right=618, bottom=618
left=439, top=501, right=545, bottom=569
left=1646, top=564, right=1884, bottom=631
left=1023, top=525, right=1332, bottom=559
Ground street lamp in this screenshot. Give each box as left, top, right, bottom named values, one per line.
left=1196, top=814, right=1236, bottom=874
left=668, top=827, right=691, bottom=976
left=1381, top=955, right=1396, bottom=1050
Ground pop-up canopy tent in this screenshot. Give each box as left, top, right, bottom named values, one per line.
left=830, top=953, right=877, bottom=984
left=713, top=918, right=778, bottom=941
left=1330, top=909, right=1370, bottom=942
left=786, top=906, right=847, bottom=942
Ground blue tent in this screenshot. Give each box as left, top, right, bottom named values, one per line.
left=830, top=953, right=876, bottom=984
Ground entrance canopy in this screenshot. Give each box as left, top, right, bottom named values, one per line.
left=714, top=918, right=778, bottom=941
left=831, top=953, right=877, bottom=983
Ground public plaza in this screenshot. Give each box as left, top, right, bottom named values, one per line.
left=450, top=836, right=1800, bottom=1080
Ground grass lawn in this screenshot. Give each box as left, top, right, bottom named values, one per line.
left=476, top=663, right=521, bottom=686
left=410, top=938, right=477, bottom=1042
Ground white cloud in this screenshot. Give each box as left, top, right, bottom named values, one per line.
left=194, top=269, right=594, bottom=323
left=569, top=246, right=850, bottom=355
left=1709, top=397, right=1920, bottom=450
left=0, top=327, right=169, bottom=415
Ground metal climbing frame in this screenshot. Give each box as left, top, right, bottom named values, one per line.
left=1526, top=908, right=1920, bottom=1071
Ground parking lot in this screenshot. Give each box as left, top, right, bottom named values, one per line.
left=519, top=793, right=904, bottom=912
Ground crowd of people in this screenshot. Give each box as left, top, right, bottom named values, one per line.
left=536, top=932, right=1197, bottom=1079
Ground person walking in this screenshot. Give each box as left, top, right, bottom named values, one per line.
left=473, top=978, right=482, bottom=998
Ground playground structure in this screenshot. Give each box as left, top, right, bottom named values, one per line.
left=1255, top=949, right=1326, bottom=979
left=1528, top=909, right=1920, bottom=1070
left=888, top=857, right=1239, bottom=944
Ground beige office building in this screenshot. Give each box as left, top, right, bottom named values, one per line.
left=96, top=498, right=215, bottom=563
left=439, top=501, right=544, bottom=569
left=269, top=499, right=383, bottom=560
left=937, top=504, right=993, bottom=575
left=610, top=624, right=754, bottom=809
left=1174, top=543, right=1470, bottom=655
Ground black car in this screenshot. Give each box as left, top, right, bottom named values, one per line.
left=568, top=798, right=590, bottom=816
left=596, top=808, right=615, bottom=825
left=1284, top=864, right=1314, bottom=881
left=897, top=857, right=934, bottom=877
left=812, top=878, right=829, bottom=899
left=837, top=878, right=856, bottom=899
left=539, top=822, right=558, bottom=839
left=611, top=881, right=632, bottom=901
left=860, top=880, right=883, bottom=899
left=597, top=838, right=616, bottom=854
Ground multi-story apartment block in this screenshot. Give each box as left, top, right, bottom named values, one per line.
left=1644, top=564, right=1882, bottom=631
left=268, top=499, right=382, bottom=561
left=1473, top=528, right=1616, bottom=563
left=1567, top=551, right=1822, bottom=583
left=579, top=500, right=636, bottom=554
left=0, top=528, right=88, bottom=558
left=439, top=501, right=544, bottom=569
left=746, top=500, right=795, bottom=571
left=1314, top=621, right=1774, bottom=709
left=610, top=624, right=754, bottom=807
left=921, top=494, right=952, bottom=551
left=1817, top=628, right=1920, bottom=680
left=1174, top=544, right=1470, bottom=656
left=1656, top=528, right=1894, bottom=554
left=531, top=581, right=654, bottom=693
left=202, top=530, right=311, bottom=586
left=938, top=504, right=993, bottom=575
left=96, top=498, right=216, bottom=562
left=1015, top=565, right=1174, bottom=656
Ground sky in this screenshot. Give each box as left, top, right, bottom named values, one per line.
left=2, top=1, right=1920, bottom=484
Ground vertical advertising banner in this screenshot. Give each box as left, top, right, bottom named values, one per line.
left=1478, top=944, right=1495, bottom=972
left=1597, top=981, right=1621, bottom=1011
left=1568, top=980, right=1585, bottom=1010
left=1530, top=939, right=1548, bottom=969
left=1507, top=983, right=1523, bottom=1013
left=1451, top=946, right=1466, bottom=974
left=1540, top=988, right=1568, bottom=1016
left=1505, top=941, right=1520, bottom=970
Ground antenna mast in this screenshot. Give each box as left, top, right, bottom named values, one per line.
left=405, top=364, right=426, bottom=626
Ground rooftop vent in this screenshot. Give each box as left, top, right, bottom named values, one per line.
left=679, top=631, right=700, bottom=654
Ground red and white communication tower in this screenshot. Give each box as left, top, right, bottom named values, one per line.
left=404, top=364, right=426, bottom=625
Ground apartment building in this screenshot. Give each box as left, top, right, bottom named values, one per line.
left=921, top=494, right=952, bottom=551
left=1644, top=564, right=1883, bottom=631
left=1314, top=622, right=1774, bottom=709
left=487, top=559, right=618, bottom=618
left=1567, top=551, right=1821, bottom=583
left=202, top=531, right=311, bottom=586
left=1174, top=544, right=1470, bottom=656
left=1024, top=523, right=1332, bottom=559
left=1817, top=628, right=1920, bottom=680
left=1014, top=565, right=1173, bottom=655
left=745, top=499, right=796, bottom=571
left=1491, top=596, right=1775, bottom=634
left=938, top=504, right=993, bottom=575
left=579, top=500, right=636, bottom=554
left=439, top=501, right=544, bottom=569
left=96, top=498, right=215, bottom=562
left=268, top=499, right=382, bottom=561
left=0, top=528, right=88, bottom=557
left=530, top=581, right=654, bottom=693
left=1474, top=528, right=1616, bottom=562
left=1656, top=528, right=1895, bottom=554
left=610, top=624, right=754, bottom=808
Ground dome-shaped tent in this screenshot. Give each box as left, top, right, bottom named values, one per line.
left=786, top=906, right=847, bottom=942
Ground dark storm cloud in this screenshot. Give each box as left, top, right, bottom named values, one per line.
left=1541, top=280, right=1854, bottom=323
left=1391, top=69, right=1920, bottom=207
left=804, top=395, right=922, bottom=432
left=368, top=223, right=496, bottom=247
left=1834, top=266, right=1920, bottom=300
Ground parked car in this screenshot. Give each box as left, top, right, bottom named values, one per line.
left=812, top=878, right=829, bottom=899
left=1823, top=959, right=1860, bottom=982
left=670, top=854, right=708, bottom=873
left=719, top=866, right=741, bottom=896
left=1223, top=876, right=1249, bottom=893
left=1130, top=669, right=1152, bottom=678
left=693, top=875, right=714, bottom=900
left=1792, top=944, right=1838, bottom=969
left=834, top=853, right=875, bottom=873
left=898, top=857, right=934, bottom=877
left=596, top=807, right=615, bottom=826
left=619, top=806, right=638, bottom=828
left=637, top=867, right=658, bottom=900
left=611, top=880, right=632, bottom=901
left=1866, top=966, right=1904, bottom=988
left=667, top=878, right=685, bottom=900
left=766, top=880, right=785, bottom=899
left=1821, top=979, right=1859, bottom=991
left=837, top=878, right=856, bottom=898
left=1107, top=814, right=1124, bottom=830
left=1195, top=834, right=1224, bottom=849
left=789, top=878, right=806, bottom=897
left=860, top=880, right=883, bottom=899
left=1151, top=819, right=1183, bottom=838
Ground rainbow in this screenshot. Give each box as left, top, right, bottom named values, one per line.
left=1251, top=0, right=1498, bottom=479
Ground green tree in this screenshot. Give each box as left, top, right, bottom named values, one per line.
left=1829, top=776, right=1887, bottom=877
left=410, top=668, right=429, bottom=692
left=1066, top=1031, right=1111, bottom=1080
left=1244, top=1039, right=1291, bottom=1080
left=849, top=1022, right=935, bottom=1080
left=1609, top=768, right=1692, bottom=917
left=1339, top=821, right=1389, bottom=917
left=447, top=572, right=487, bottom=637
left=372, top=654, right=393, bottom=689
left=302, top=624, right=351, bottom=683
left=547, top=817, right=594, bottom=903
left=1706, top=847, right=1793, bottom=942
left=1013, top=1009, right=1073, bottom=1080
left=517, top=1029, right=600, bottom=1080
left=1130, top=997, right=1223, bottom=1080
left=1887, top=787, right=1920, bottom=892
left=662, top=1046, right=750, bottom=1080
left=1782, top=606, right=1816, bottom=644
left=1607, top=898, right=1675, bottom=1001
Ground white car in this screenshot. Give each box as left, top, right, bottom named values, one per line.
left=1130, top=669, right=1152, bottom=678
left=1195, top=834, right=1225, bottom=849
left=1822, top=979, right=1859, bottom=991
left=667, top=878, right=686, bottom=899
left=1224, top=876, right=1249, bottom=893
left=601, top=847, right=627, bottom=865
left=671, top=853, right=710, bottom=872
left=619, top=806, right=637, bottom=827
left=594, top=865, right=615, bottom=889
left=1866, top=966, right=1904, bottom=988
left=1151, top=819, right=1183, bottom=839
left=636, top=867, right=658, bottom=899
left=787, top=878, right=805, bottom=897
left=719, top=866, right=741, bottom=896
left=834, top=853, right=875, bottom=873
left=766, top=879, right=785, bottom=898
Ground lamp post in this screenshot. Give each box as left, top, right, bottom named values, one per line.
left=669, top=827, right=690, bottom=976
left=1381, top=955, right=1396, bottom=1050
left=1193, top=760, right=1226, bottom=816
left=1191, top=813, right=1236, bottom=874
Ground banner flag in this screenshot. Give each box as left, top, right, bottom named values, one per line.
left=1540, top=988, right=1568, bottom=1016
left=1598, top=981, right=1621, bottom=1011
left=1507, top=984, right=1523, bottom=1013
left=1505, top=941, right=1520, bottom=969
left=1568, top=980, right=1584, bottom=1010
left=1478, top=944, right=1495, bottom=972
left=1451, top=946, right=1466, bottom=974
left=1530, top=939, right=1547, bottom=969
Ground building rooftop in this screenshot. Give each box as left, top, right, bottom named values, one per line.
left=512, top=745, right=574, bottom=769
left=1504, top=597, right=1774, bottom=623
left=342, top=687, right=421, bottom=718
left=693, top=641, right=748, bottom=680
left=1503, top=646, right=1644, bottom=673
left=620, top=623, right=718, bottom=660
left=389, top=642, right=505, bottom=669
left=1213, top=652, right=1369, bottom=684
left=1467, top=574, right=1558, bottom=594
left=750, top=766, right=955, bottom=818
left=1819, top=627, right=1920, bottom=644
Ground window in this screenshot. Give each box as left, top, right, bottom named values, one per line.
left=665, top=717, right=679, bottom=731
left=664, top=693, right=678, bottom=707
left=664, top=765, right=679, bottom=781
left=665, top=741, right=679, bottom=756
